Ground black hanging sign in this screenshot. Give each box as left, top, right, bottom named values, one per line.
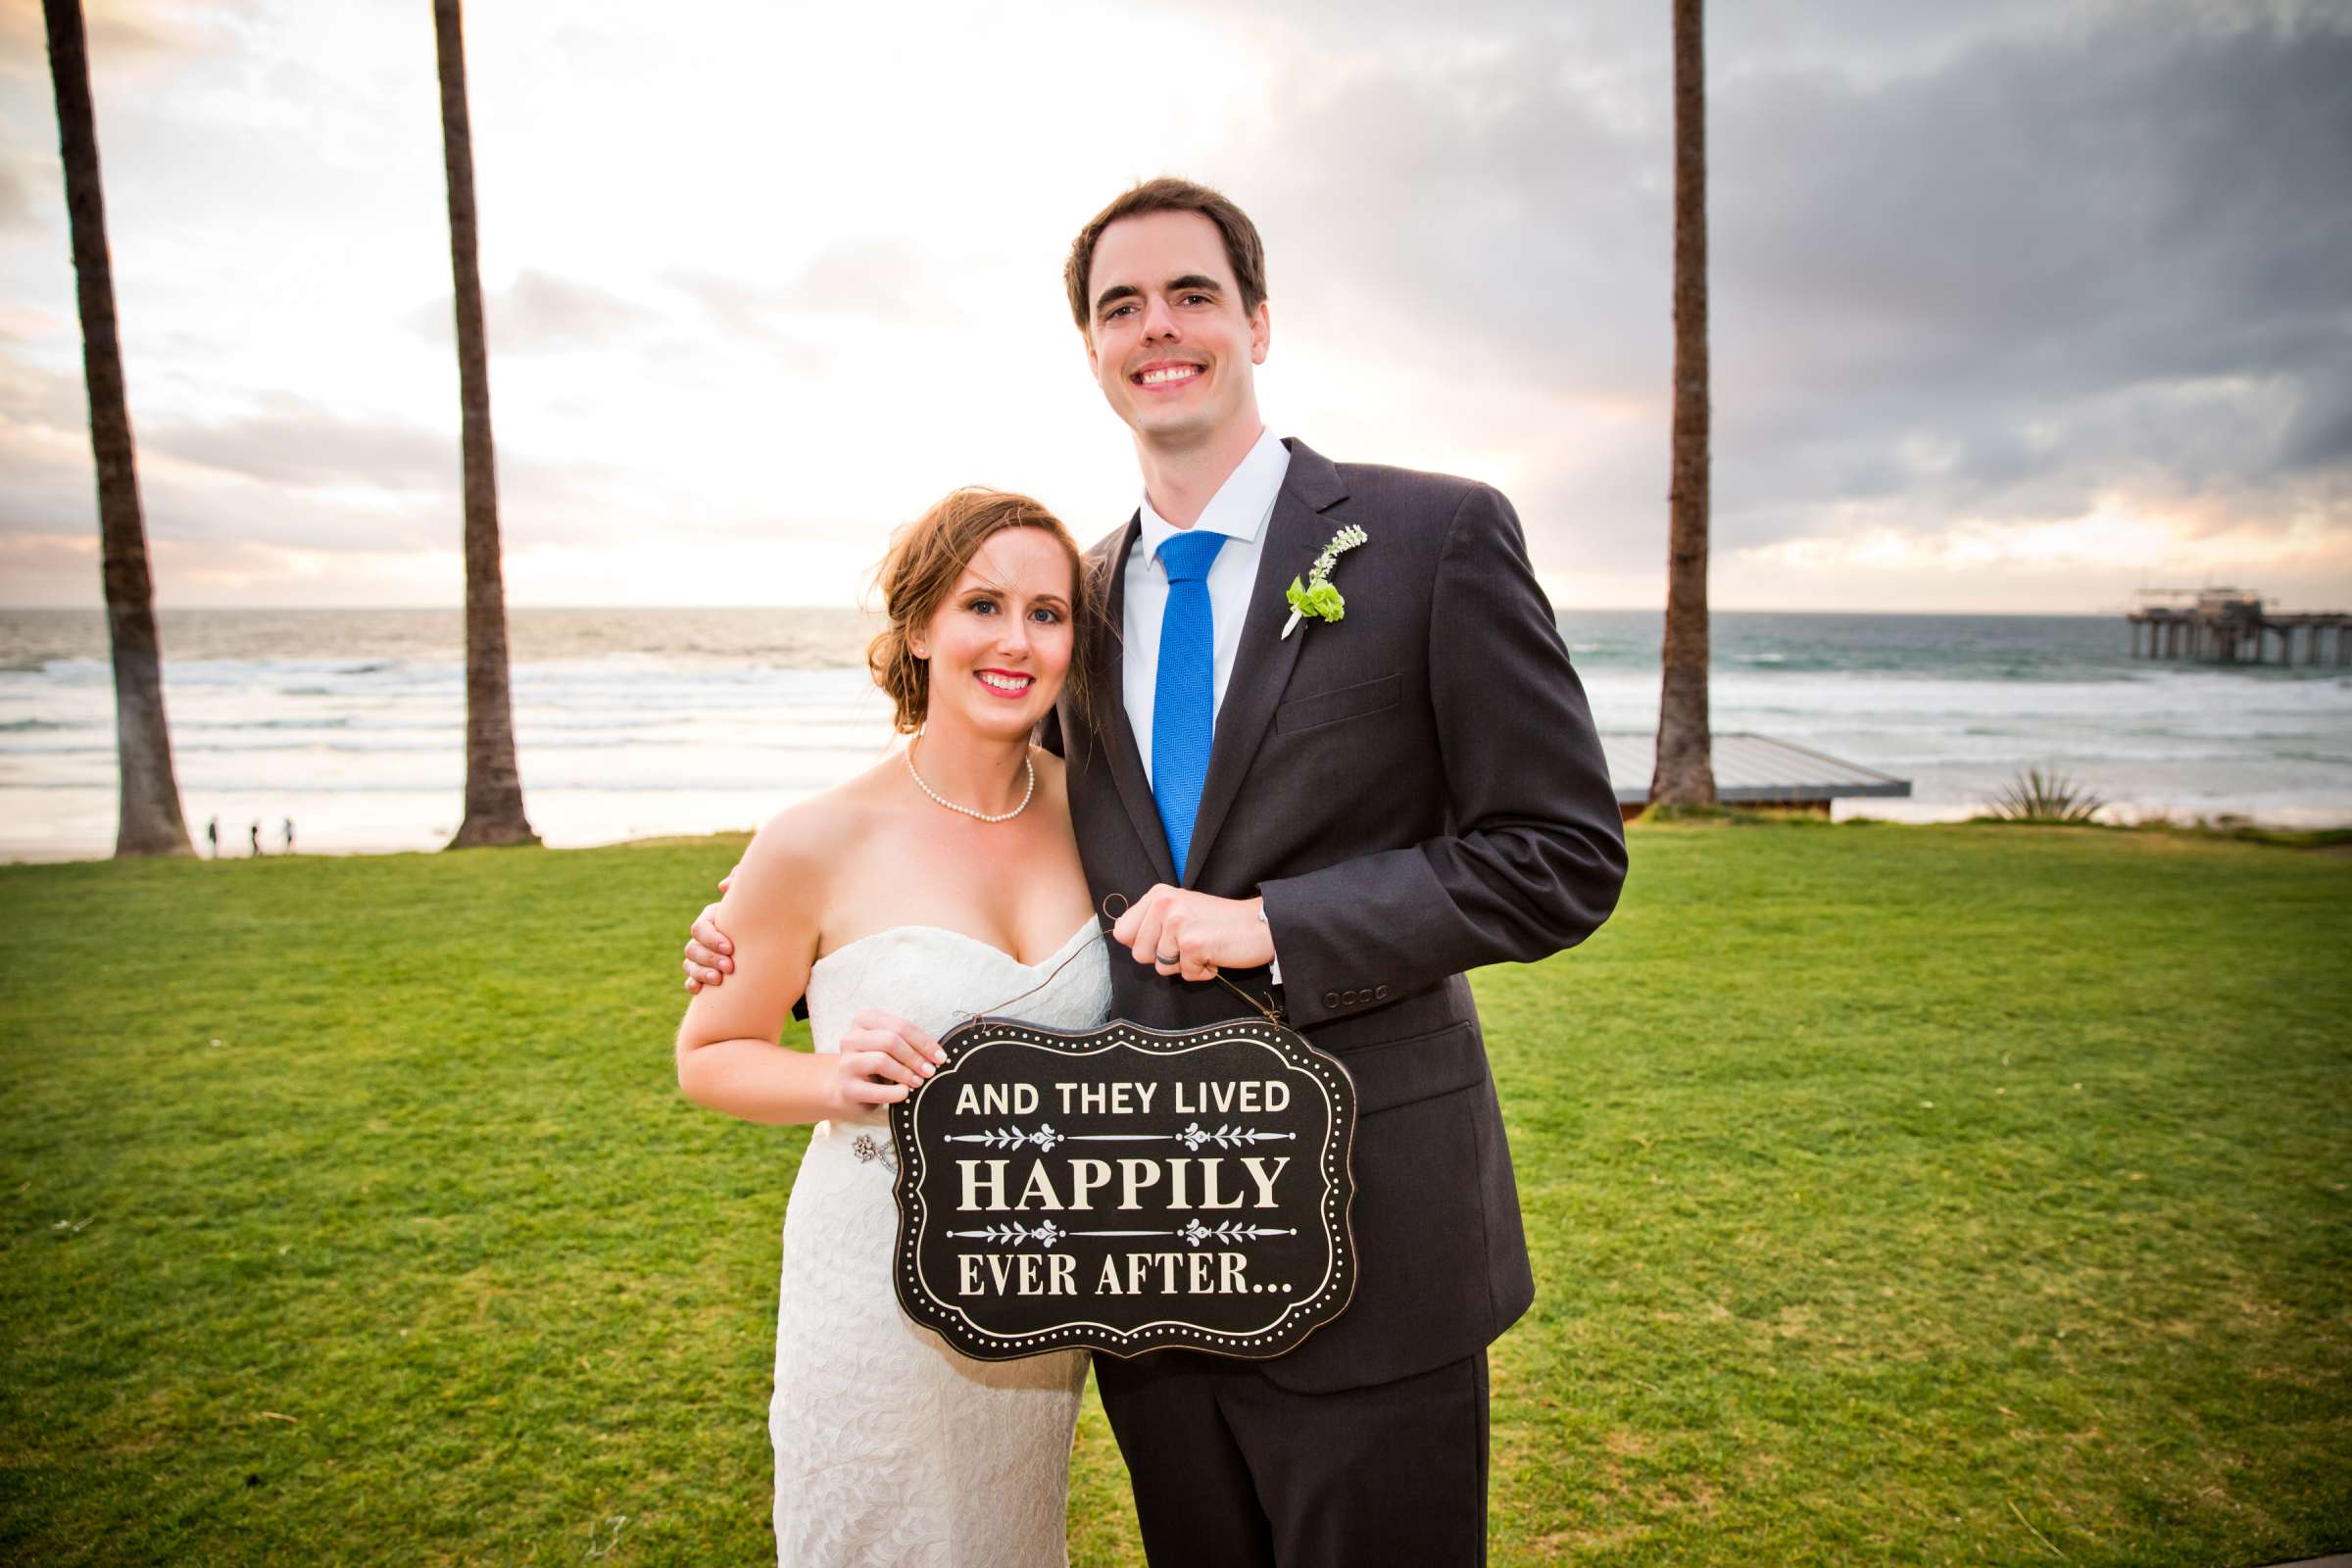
left=888, top=1015, right=1357, bottom=1361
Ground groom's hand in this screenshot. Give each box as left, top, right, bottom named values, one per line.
left=1111, top=886, right=1275, bottom=983
left=682, top=864, right=740, bottom=992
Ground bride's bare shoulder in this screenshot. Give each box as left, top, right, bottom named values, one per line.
left=737, top=762, right=896, bottom=896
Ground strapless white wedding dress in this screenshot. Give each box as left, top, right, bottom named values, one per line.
left=770, top=919, right=1109, bottom=1567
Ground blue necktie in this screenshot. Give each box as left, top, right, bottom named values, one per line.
left=1152, top=529, right=1228, bottom=883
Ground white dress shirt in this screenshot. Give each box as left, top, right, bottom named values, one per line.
left=1121, top=425, right=1292, bottom=783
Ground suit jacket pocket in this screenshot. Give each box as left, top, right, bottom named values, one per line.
left=1324, top=1019, right=1485, bottom=1116
left=1272, top=672, right=1401, bottom=736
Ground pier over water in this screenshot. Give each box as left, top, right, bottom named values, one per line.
left=2126, top=588, right=2351, bottom=665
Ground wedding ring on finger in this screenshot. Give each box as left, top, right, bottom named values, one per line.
left=1155, top=950, right=1182, bottom=965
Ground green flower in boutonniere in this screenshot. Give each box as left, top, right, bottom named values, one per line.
left=1281, top=524, right=1369, bottom=639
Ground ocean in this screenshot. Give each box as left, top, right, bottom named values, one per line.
left=4, top=607, right=2347, bottom=860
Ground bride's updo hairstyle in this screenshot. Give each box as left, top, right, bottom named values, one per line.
left=867, top=488, right=1102, bottom=736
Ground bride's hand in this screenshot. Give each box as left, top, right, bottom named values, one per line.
left=826, top=1009, right=951, bottom=1111
left=682, top=863, right=741, bottom=992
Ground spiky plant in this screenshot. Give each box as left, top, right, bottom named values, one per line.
left=1988, top=767, right=2106, bottom=824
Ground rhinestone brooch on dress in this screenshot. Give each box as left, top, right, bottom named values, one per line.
left=851, top=1133, right=898, bottom=1175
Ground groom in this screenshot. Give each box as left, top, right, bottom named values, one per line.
left=695, top=178, right=1626, bottom=1564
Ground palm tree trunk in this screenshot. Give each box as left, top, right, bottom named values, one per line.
left=1650, top=0, right=1717, bottom=808
left=43, top=0, right=192, bottom=859
left=433, top=0, right=536, bottom=850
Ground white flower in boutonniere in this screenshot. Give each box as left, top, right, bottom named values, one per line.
left=1281, top=524, right=1369, bottom=639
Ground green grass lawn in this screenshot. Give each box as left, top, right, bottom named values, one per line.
left=3, top=821, right=2346, bottom=1565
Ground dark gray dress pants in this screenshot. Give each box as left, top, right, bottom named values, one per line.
left=1095, top=1346, right=1491, bottom=1567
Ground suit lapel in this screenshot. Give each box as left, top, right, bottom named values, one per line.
left=1093, top=512, right=1179, bottom=886
left=1181, top=439, right=1348, bottom=885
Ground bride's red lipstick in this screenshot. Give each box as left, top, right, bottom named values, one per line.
left=974, top=668, right=1036, bottom=700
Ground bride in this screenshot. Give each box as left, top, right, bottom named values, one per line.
left=674, top=488, right=1110, bottom=1566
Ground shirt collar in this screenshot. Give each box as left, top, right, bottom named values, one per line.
left=1136, top=427, right=1293, bottom=569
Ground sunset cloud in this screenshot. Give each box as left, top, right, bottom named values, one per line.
left=2, top=0, right=2344, bottom=611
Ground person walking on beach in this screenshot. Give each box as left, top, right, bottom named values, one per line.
left=281, top=817, right=295, bottom=855
left=205, top=816, right=218, bottom=858
left=684, top=176, right=1627, bottom=1565
left=248, top=820, right=261, bottom=857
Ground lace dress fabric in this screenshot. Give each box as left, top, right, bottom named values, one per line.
left=771, top=921, right=1109, bottom=1567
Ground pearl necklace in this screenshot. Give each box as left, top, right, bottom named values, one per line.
left=906, top=729, right=1035, bottom=823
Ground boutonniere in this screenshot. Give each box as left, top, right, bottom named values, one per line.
left=1281, top=524, right=1368, bottom=639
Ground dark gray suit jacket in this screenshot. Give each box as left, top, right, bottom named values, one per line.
left=1047, top=437, right=1627, bottom=1394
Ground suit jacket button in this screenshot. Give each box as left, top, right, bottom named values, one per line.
left=1374, top=985, right=1390, bottom=1001
left=1342, top=989, right=1359, bottom=1005
left=1322, top=991, right=1341, bottom=1009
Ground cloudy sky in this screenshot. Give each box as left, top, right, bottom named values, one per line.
left=2, top=0, right=2346, bottom=613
